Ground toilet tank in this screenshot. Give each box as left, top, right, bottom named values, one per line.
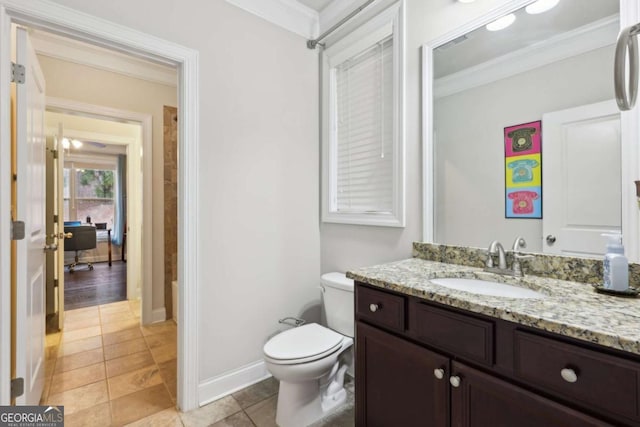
left=321, top=272, right=354, bottom=338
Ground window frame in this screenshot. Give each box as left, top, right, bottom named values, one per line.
left=63, top=153, right=118, bottom=225
left=321, top=1, right=405, bottom=228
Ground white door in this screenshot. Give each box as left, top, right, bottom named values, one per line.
left=55, top=124, right=65, bottom=330
left=14, top=26, right=47, bottom=405
left=542, top=100, right=621, bottom=258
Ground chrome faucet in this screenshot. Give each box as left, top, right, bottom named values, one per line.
left=485, top=237, right=533, bottom=277
left=486, top=240, right=507, bottom=270
left=511, top=236, right=533, bottom=277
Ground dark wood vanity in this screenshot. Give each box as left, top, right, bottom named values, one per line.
left=355, top=282, right=640, bottom=427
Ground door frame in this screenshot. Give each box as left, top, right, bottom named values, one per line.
left=46, top=97, right=153, bottom=324
left=0, top=0, right=201, bottom=411
left=421, top=0, right=640, bottom=262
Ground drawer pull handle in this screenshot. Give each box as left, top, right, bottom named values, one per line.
left=369, top=303, right=380, bottom=313
left=449, top=375, right=461, bottom=388
left=433, top=368, right=445, bottom=380
left=560, top=368, right=578, bottom=383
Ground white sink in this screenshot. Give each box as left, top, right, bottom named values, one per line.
left=430, top=277, right=546, bottom=299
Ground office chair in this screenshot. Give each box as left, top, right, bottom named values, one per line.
left=64, top=225, right=97, bottom=273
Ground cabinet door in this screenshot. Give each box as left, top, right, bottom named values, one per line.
left=450, top=362, right=613, bottom=427
left=356, top=322, right=448, bottom=427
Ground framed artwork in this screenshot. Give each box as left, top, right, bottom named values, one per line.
left=504, top=120, right=542, bottom=218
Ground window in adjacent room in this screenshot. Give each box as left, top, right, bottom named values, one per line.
left=322, top=2, right=405, bottom=227
left=63, top=155, right=117, bottom=226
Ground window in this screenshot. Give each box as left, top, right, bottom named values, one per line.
left=64, top=156, right=117, bottom=226
left=322, top=3, right=405, bottom=227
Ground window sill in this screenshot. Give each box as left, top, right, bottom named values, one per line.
left=322, top=211, right=405, bottom=228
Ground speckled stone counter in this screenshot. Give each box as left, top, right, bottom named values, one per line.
left=347, top=258, right=640, bottom=356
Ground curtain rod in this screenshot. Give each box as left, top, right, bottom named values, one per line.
left=306, top=0, right=377, bottom=49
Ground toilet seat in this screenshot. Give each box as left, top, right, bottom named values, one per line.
left=264, top=323, right=345, bottom=365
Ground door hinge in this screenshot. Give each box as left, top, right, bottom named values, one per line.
left=11, top=377, right=24, bottom=399
left=11, top=220, right=25, bottom=240
left=54, top=279, right=59, bottom=289
left=53, top=214, right=59, bottom=224
left=52, top=149, right=58, bottom=159
left=11, top=62, right=25, bottom=84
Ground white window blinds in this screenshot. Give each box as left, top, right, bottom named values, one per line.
left=334, top=36, right=393, bottom=214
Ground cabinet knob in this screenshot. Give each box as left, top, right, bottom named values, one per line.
left=560, top=368, right=578, bottom=383
left=449, top=375, right=461, bottom=388
left=369, top=303, right=380, bottom=313
left=433, top=368, right=445, bottom=380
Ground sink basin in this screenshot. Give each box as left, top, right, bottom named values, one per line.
left=430, top=278, right=546, bottom=299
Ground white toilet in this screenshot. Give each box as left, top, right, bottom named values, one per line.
left=263, top=272, right=354, bottom=427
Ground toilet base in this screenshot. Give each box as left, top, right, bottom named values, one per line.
left=275, top=377, right=347, bottom=427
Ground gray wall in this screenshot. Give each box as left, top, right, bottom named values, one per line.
left=49, top=0, right=321, bottom=388
left=434, top=46, right=614, bottom=251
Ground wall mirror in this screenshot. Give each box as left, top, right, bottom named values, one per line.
left=422, top=0, right=640, bottom=261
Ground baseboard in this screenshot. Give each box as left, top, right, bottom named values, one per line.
left=151, top=307, right=167, bottom=323
left=198, top=360, right=271, bottom=407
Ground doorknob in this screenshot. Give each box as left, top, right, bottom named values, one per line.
left=546, top=235, right=556, bottom=245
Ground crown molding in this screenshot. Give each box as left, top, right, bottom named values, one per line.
left=434, top=15, right=619, bottom=99
left=225, top=0, right=320, bottom=38
left=29, top=30, right=177, bottom=87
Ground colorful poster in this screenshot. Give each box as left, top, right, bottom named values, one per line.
left=504, top=121, right=542, bottom=218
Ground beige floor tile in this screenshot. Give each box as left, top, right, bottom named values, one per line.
left=210, top=411, right=255, bottom=427
left=103, top=327, right=143, bottom=346
left=50, top=362, right=106, bottom=395
left=64, top=316, right=101, bottom=332
left=111, top=383, right=174, bottom=425
left=100, top=301, right=131, bottom=315
left=245, top=395, right=277, bottom=427
left=46, top=380, right=109, bottom=415
left=141, top=321, right=176, bottom=336
left=64, top=402, right=112, bottom=427
left=104, top=337, right=148, bottom=361
left=58, top=335, right=103, bottom=358
left=232, top=377, right=278, bottom=409
left=106, top=350, right=155, bottom=378
left=101, top=310, right=135, bottom=324
left=64, top=309, right=100, bottom=325
left=158, top=359, right=177, bottom=401
left=124, top=407, right=183, bottom=427
left=180, top=396, right=242, bottom=427
left=144, top=331, right=176, bottom=349
left=309, top=392, right=355, bottom=427
left=150, top=343, right=177, bottom=364
left=55, top=347, right=104, bottom=373
left=62, top=325, right=102, bottom=343
left=108, top=364, right=163, bottom=400
left=101, top=317, right=140, bottom=334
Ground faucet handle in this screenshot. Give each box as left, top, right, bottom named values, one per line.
left=512, top=236, right=527, bottom=251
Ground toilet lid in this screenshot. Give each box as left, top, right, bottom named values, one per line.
left=264, top=323, right=343, bottom=362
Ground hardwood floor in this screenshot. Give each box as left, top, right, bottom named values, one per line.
left=64, top=261, right=127, bottom=310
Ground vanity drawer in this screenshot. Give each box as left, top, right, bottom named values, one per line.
left=356, top=285, right=405, bottom=332
left=410, top=302, right=494, bottom=366
left=514, top=331, right=640, bottom=421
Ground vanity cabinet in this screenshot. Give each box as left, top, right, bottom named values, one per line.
left=355, top=282, right=639, bottom=427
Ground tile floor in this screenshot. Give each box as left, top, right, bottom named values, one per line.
left=43, top=300, right=354, bottom=426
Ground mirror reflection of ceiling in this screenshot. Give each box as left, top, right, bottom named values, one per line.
left=434, top=0, right=618, bottom=79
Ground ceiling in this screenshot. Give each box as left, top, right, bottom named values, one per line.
left=434, top=0, right=619, bottom=78
left=297, top=0, right=334, bottom=12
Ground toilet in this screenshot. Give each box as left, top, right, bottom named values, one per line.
left=263, top=272, right=354, bottom=427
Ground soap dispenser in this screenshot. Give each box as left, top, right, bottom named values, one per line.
left=602, top=233, right=629, bottom=292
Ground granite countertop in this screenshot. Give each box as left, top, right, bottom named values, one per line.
left=347, top=258, right=640, bottom=355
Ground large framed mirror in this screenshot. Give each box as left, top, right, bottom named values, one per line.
left=422, top=0, right=640, bottom=261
